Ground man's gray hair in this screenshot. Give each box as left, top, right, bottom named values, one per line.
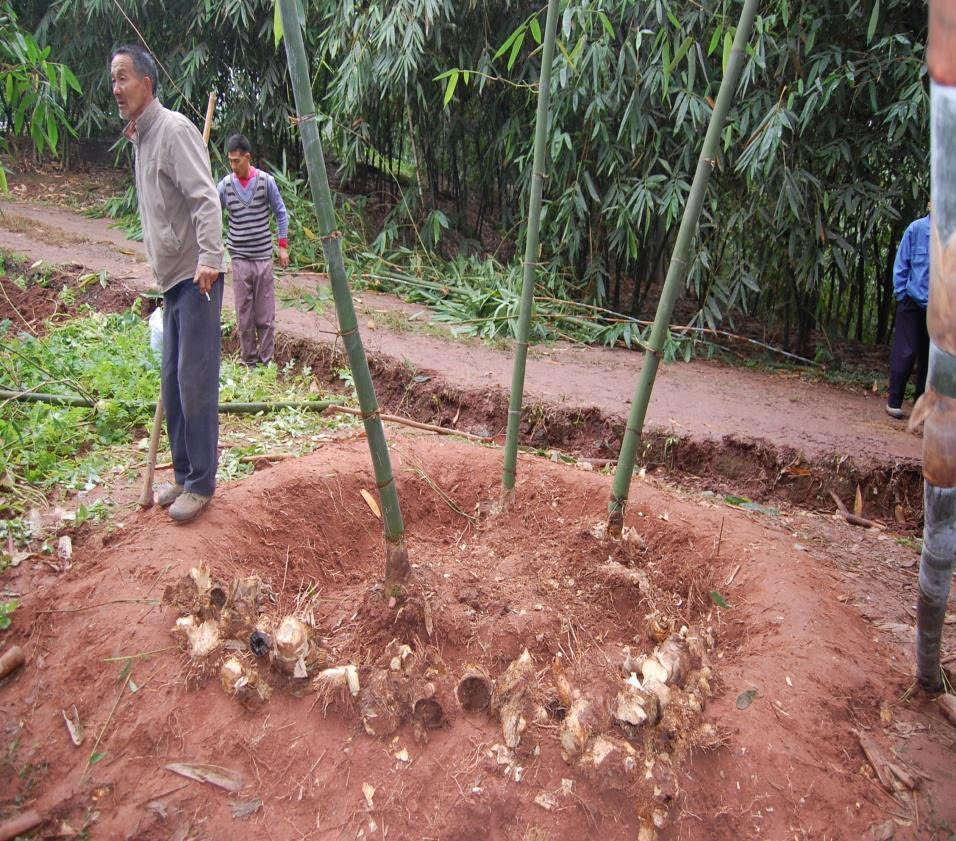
left=111, top=44, right=158, bottom=95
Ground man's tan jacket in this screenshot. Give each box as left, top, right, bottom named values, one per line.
left=130, top=98, right=224, bottom=292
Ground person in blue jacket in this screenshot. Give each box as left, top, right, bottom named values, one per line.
left=886, top=209, right=931, bottom=419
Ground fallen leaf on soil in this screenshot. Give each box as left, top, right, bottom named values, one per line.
left=360, top=490, right=381, bottom=519
left=62, top=705, right=84, bottom=746
left=229, top=798, right=262, bottom=820
left=534, top=791, right=559, bottom=811
left=165, top=762, right=244, bottom=792
left=854, top=485, right=863, bottom=517
left=709, top=591, right=730, bottom=609
left=736, top=688, right=757, bottom=710
left=362, top=782, right=375, bottom=808
left=880, top=701, right=892, bottom=726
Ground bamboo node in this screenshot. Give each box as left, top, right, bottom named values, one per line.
left=321, top=230, right=343, bottom=242
left=289, top=112, right=317, bottom=126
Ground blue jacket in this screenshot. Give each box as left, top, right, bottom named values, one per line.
left=893, top=215, right=930, bottom=309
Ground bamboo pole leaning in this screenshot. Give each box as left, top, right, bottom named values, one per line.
left=606, top=0, right=760, bottom=536
left=277, top=0, right=410, bottom=592
left=910, top=2, right=956, bottom=693
left=500, top=0, right=561, bottom=510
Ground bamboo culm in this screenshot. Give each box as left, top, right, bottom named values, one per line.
left=500, top=0, right=561, bottom=509
left=277, top=0, right=410, bottom=590
left=913, top=59, right=956, bottom=691
left=607, top=0, right=760, bottom=535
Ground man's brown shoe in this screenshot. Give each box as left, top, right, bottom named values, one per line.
left=156, top=483, right=185, bottom=507
left=168, top=492, right=211, bottom=523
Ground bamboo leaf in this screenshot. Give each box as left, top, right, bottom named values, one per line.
left=722, top=30, right=733, bottom=76
left=710, top=590, right=730, bottom=609
left=493, top=25, right=523, bottom=61
left=273, top=0, right=283, bottom=48
left=507, top=30, right=526, bottom=71
left=866, top=0, right=880, bottom=44
left=708, top=26, right=722, bottom=56
left=442, top=69, right=459, bottom=106
left=598, top=11, right=615, bottom=38
left=89, top=751, right=107, bottom=765
left=530, top=16, right=541, bottom=45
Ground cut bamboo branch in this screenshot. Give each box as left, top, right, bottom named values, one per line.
left=278, top=0, right=410, bottom=592
left=500, top=0, right=560, bottom=510
left=607, top=0, right=760, bottom=536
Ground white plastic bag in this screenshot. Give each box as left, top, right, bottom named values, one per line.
left=149, top=306, right=164, bottom=355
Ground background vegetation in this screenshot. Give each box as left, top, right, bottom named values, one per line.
left=6, top=0, right=930, bottom=359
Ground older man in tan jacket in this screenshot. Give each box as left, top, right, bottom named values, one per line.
left=110, top=44, right=225, bottom=523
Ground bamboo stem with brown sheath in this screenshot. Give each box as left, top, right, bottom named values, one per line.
left=139, top=92, right=217, bottom=508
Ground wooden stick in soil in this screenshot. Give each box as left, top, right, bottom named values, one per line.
left=0, top=809, right=43, bottom=841
left=828, top=491, right=882, bottom=529
left=278, top=1, right=410, bottom=593
left=138, top=92, right=217, bottom=510
left=0, top=644, right=26, bottom=681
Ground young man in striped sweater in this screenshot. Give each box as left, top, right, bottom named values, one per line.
left=218, top=135, right=289, bottom=366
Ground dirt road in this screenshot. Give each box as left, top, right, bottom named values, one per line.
left=0, top=199, right=923, bottom=520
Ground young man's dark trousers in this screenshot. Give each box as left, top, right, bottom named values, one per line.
left=888, top=294, right=930, bottom=410
left=162, top=276, right=223, bottom=497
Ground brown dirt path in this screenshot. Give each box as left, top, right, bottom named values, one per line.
left=0, top=199, right=921, bottom=475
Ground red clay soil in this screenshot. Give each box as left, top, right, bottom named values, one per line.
left=1, top=437, right=952, bottom=840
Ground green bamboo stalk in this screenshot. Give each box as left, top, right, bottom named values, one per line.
left=277, top=0, right=409, bottom=591
left=607, top=0, right=759, bottom=535
left=500, top=0, right=561, bottom=510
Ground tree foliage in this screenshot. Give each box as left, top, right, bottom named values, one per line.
left=13, top=0, right=929, bottom=355
left=0, top=0, right=80, bottom=188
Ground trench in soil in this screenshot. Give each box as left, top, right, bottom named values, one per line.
left=268, top=334, right=925, bottom=528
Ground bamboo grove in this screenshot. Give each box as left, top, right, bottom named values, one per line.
left=11, top=0, right=929, bottom=358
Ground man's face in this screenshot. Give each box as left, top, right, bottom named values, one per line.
left=228, top=150, right=252, bottom=179
left=110, top=54, right=152, bottom=121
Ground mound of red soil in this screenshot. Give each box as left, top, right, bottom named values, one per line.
left=0, top=436, right=952, bottom=839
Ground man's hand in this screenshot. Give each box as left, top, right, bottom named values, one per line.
left=279, top=246, right=289, bottom=269
left=194, top=265, right=220, bottom=295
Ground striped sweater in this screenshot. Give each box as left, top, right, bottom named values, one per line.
left=217, top=168, right=289, bottom=261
